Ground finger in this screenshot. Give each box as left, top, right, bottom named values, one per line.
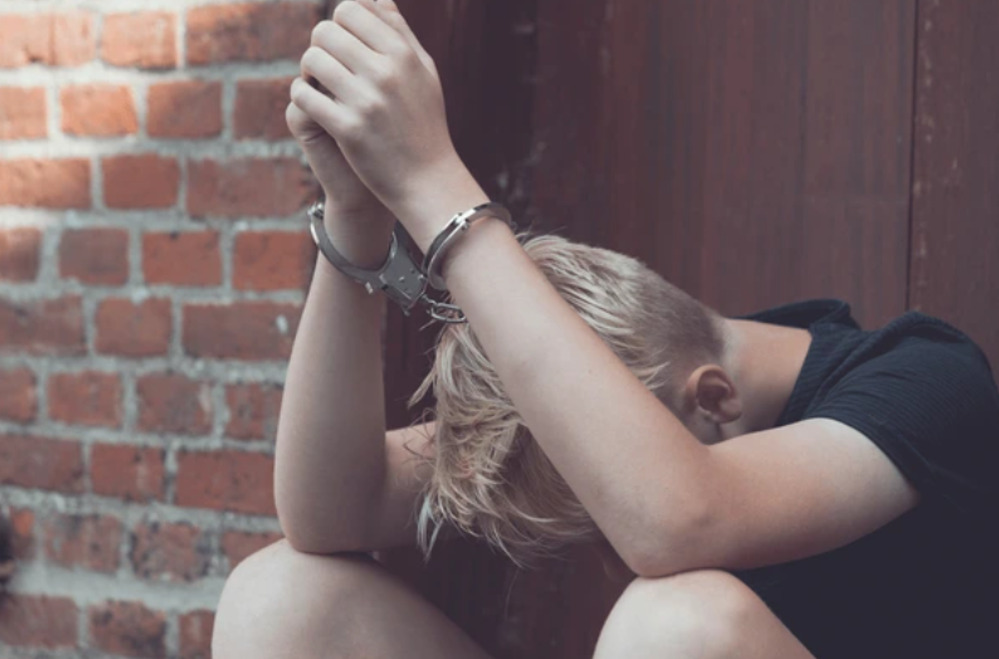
left=331, top=0, right=404, bottom=56
left=312, top=20, right=382, bottom=76
left=301, top=45, right=362, bottom=101
left=360, top=0, right=436, bottom=71
left=289, top=76, right=354, bottom=138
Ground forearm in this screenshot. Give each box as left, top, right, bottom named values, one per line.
left=274, top=213, right=394, bottom=553
left=400, top=171, right=715, bottom=573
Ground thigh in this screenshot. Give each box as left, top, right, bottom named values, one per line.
left=213, top=539, right=493, bottom=659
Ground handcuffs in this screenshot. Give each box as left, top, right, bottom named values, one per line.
left=308, top=197, right=516, bottom=324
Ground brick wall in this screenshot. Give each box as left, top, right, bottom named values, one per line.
left=0, top=1, right=328, bottom=656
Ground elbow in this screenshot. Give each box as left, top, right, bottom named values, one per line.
left=618, top=500, right=717, bottom=579
left=278, top=519, right=371, bottom=556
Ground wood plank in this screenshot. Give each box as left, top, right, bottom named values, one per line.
left=530, top=0, right=915, bottom=329
left=910, top=0, right=999, bottom=367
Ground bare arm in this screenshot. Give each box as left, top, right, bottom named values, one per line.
left=275, top=217, right=389, bottom=553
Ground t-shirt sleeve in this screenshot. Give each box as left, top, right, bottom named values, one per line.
left=806, top=332, right=999, bottom=519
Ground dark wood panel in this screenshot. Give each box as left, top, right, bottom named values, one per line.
left=530, top=0, right=915, bottom=329
left=910, top=0, right=999, bottom=368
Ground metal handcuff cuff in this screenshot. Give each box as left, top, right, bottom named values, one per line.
left=308, top=197, right=516, bottom=324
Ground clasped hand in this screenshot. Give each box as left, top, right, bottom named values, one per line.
left=288, top=0, right=487, bottom=253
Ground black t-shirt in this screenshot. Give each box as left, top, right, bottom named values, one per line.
left=732, top=299, right=999, bottom=659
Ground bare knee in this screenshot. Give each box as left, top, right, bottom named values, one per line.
left=212, top=538, right=380, bottom=658
left=594, top=569, right=764, bottom=659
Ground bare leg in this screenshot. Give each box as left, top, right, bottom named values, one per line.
left=212, top=539, right=493, bottom=659
left=594, top=569, right=816, bottom=659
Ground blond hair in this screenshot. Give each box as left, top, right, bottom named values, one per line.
left=407, top=230, right=724, bottom=567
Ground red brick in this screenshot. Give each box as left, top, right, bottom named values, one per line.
left=0, top=434, right=84, bottom=494
left=0, top=296, right=85, bottom=356
left=187, top=157, right=317, bottom=217
left=142, top=231, right=221, bottom=286
left=102, top=154, right=180, bottom=210
left=91, top=444, right=166, bottom=503
left=148, top=80, right=222, bottom=139
left=234, top=77, right=294, bottom=140
left=43, top=512, right=121, bottom=573
left=179, top=610, right=214, bottom=659
left=47, top=371, right=123, bottom=428
left=130, top=521, right=209, bottom=583
left=0, top=87, right=46, bottom=139
left=0, top=12, right=95, bottom=68
left=225, top=382, right=283, bottom=440
left=95, top=297, right=172, bottom=357
left=186, top=3, right=319, bottom=65
left=183, top=301, right=301, bottom=361
left=0, top=594, right=77, bottom=648
left=0, top=368, right=37, bottom=423
left=102, top=12, right=177, bottom=69
left=221, top=530, right=282, bottom=568
left=89, top=600, right=167, bottom=658
left=234, top=230, right=316, bottom=291
left=0, top=158, right=90, bottom=208
left=61, top=84, right=137, bottom=137
left=175, top=450, right=276, bottom=515
left=0, top=227, right=41, bottom=282
left=59, top=227, right=129, bottom=285
left=6, top=507, right=36, bottom=560
left=136, top=373, right=213, bottom=436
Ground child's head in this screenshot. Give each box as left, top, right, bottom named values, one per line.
left=408, top=230, right=725, bottom=567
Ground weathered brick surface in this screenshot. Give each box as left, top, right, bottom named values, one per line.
left=91, top=444, right=166, bottom=503
left=0, top=3, right=332, bottom=654
left=0, top=434, right=84, bottom=494
left=175, top=449, right=276, bottom=515
left=234, top=230, right=316, bottom=291
left=142, top=231, right=222, bottom=286
left=61, top=84, right=138, bottom=136
left=148, top=80, right=223, bottom=139
left=129, top=520, right=210, bottom=582
left=0, top=87, right=47, bottom=139
left=179, top=610, right=215, bottom=659
left=183, top=301, right=302, bottom=361
left=225, top=382, right=284, bottom=440
left=221, top=529, right=283, bottom=568
left=0, top=227, right=42, bottom=281
left=0, top=594, right=78, bottom=648
left=0, top=12, right=95, bottom=68
left=0, top=296, right=85, bottom=356
left=187, top=157, right=317, bottom=217
left=136, top=373, right=214, bottom=436
left=47, top=370, right=123, bottom=428
left=235, top=77, right=295, bottom=140
left=186, top=3, right=319, bottom=65
left=89, top=600, right=167, bottom=658
left=101, top=12, right=177, bottom=69
left=95, top=297, right=172, bottom=357
left=103, top=154, right=180, bottom=209
left=0, top=159, right=91, bottom=208
left=59, top=227, right=129, bottom=285
left=42, top=512, right=122, bottom=573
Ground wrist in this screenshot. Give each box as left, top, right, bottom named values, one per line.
left=321, top=205, right=396, bottom=270
left=390, top=156, right=490, bottom=254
